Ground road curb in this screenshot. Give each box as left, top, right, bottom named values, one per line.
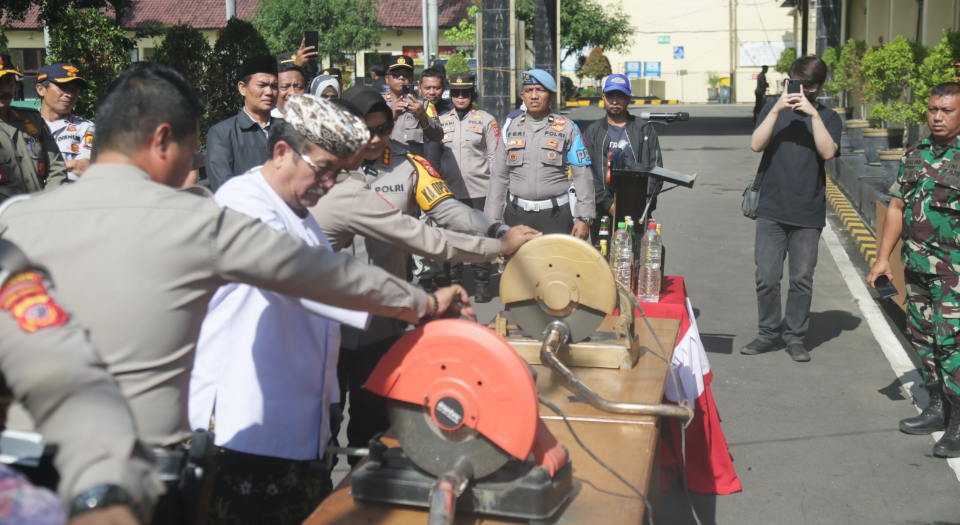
left=826, top=177, right=877, bottom=266
left=564, top=99, right=680, bottom=108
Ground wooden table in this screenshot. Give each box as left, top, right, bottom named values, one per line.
left=303, top=317, right=680, bottom=525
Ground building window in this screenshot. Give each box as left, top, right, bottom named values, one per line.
left=9, top=48, right=46, bottom=75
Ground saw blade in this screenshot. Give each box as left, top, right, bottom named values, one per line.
left=508, top=299, right=606, bottom=343
left=388, top=399, right=512, bottom=479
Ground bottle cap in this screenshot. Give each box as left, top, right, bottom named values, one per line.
left=618, top=222, right=626, bottom=229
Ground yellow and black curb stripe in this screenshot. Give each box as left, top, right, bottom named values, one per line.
left=564, top=99, right=680, bottom=108
left=826, top=178, right=877, bottom=266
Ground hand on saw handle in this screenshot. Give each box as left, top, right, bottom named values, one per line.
left=428, top=285, right=477, bottom=322
left=498, top=225, right=540, bottom=255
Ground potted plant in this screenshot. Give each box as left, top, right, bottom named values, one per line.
left=835, top=39, right=871, bottom=152
left=821, top=45, right=846, bottom=114
left=706, top=71, right=720, bottom=101
left=861, top=36, right=928, bottom=164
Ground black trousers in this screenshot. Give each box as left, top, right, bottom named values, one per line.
left=336, top=335, right=402, bottom=467
left=504, top=195, right=573, bottom=235
left=446, top=196, right=491, bottom=282
left=754, top=93, right=765, bottom=121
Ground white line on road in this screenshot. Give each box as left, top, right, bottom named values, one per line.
left=821, top=221, right=960, bottom=480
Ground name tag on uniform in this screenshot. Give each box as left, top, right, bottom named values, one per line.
left=904, top=158, right=924, bottom=167
left=942, top=160, right=960, bottom=171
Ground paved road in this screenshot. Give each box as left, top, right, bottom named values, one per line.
left=335, top=103, right=960, bottom=524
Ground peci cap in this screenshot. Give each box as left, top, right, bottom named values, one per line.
left=385, top=55, right=415, bottom=75
left=447, top=74, right=475, bottom=89
left=0, top=53, right=23, bottom=79
left=602, top=73, right=631, bottom=96
left=240, top=55, right=279, bottom=81
left=280, top=94, right=370, bottom=158
left=521, top=69, right=557, bottom=93
left=321, top=67, right=342, bottom=81
left=341, top=85, right=392, bottom=118
left=37, top=63, right=88, bottom=88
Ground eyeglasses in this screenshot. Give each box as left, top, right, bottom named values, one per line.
left=390, top=71, right=413, bottom=80
left=298, top=152, right=345, bottom=183
left=368, top=121, right=394, bottom=137
left=450, top=90, right=472, bottom=99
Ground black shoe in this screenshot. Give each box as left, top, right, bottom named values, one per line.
left=900, top=384, right=947, bottom=435
left=418, top=278, right=436, bottom=293
left=474, top=282, right=491, bottom=303
left=934, top=395, right=960, bottom=458
left=740, top=338, right=776, bottom=355
left=786, top=344, right=810, bottom=362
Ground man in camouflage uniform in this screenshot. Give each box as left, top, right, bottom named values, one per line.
left=869, top=82, right=960, bottom=458
left=0, top=53, right=68, bottom=203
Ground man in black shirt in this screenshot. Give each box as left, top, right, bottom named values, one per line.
left=742, top=56, right=841, bottom=362
left=754, top=65, right=769, bottom=122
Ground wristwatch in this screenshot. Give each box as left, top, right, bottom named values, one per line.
left=70, top=484, right=139, bottom=520
left=573, top=217, right=594, bottom=226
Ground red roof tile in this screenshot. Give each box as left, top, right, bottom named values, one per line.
left=1, top=0, right=258, bottom=30
left=378, top=0, right=473, bottom=29
left=2, top=0, right=470, bottom=31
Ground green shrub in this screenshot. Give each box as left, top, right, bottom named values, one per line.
left=910, top=30, right=960, bottom=126
left=152, top=22, right=211, bottom=100
left=774, top=47, right=796, bottom=75
left=706, top=71, right=720, bottom=89
left=863, top=36, right=927, bottom=129
left=446, top=52, right=471, bottom=76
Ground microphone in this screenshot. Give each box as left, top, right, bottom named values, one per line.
left=640, top=112, right=689, bottom=121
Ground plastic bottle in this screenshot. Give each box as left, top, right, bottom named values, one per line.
left=610, top=221, right=627, bottom=266
left=614, top=228, right=633, bottom=291
left=599, top=239, right=608, bottom=258
left=637, top=220, right=662, bottom=302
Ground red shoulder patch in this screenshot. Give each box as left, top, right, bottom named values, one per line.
left=409, top=154, right=441, bottom=178
left=0, top=272, right=69, bottom=333
left=491, top=120, right=501, bottom=137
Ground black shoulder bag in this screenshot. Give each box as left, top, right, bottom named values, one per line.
left=742, top=154, right=770, bottom=220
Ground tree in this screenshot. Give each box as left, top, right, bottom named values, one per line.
left=835, top=39, right=868, bottom=116
left=581, top=46, right=611, bottom=83
left=444, top=4, right=480, bottom=52
left=46, top=8, right=133, bottom=119
left=253, top=0, right=382, bottom=63
left=821, top=44, right=841, bottom=97
left=446, top=52, right=471, bottom=76
left=515, top=0, right=633, bottom=64
left=910, top=30, right=960, bottom=126
left=774, top=47, right=796, bottom=75
left=862, top=36, right=927, bottom=131
left=152, top=22, right=212, bottom=100
left=205, top=17, right=270, bottom=136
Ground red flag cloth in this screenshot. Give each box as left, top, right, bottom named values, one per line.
left=637, top=277, right=742, bottom=495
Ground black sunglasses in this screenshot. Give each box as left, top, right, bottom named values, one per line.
left=368, top=121, right=394, bottom=137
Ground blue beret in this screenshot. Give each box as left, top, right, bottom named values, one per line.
left=522, top=69, right=557, bottom=93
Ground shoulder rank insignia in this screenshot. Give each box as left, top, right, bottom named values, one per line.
left=0, top=271, right=69, bottom=333
left=382, top=146, right=392, bottom=166
left=83, top=130, right=94, bottom=149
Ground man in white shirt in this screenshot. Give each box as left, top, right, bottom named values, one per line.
left=36, top=62, right=94, bottom=181
left=190, top=94, right=474, bottom=525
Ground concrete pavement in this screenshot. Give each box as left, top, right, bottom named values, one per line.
left=334, top=103, right=960, bottom=524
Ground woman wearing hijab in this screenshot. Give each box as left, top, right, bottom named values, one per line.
left=310, top=74, right=340, bottom=101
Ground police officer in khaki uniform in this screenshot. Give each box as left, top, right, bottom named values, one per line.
left=382, top=55, right=442, bottom=157
left=0, top=239, right=163, bottom=525
left=0, top=63, right=469, bottom=523
left=0, top=53, right=68, bottom=203
left=425, top=74, right=501, bottom=301
left=485, top=69, right=595, bottom=238
left=312, top=87, right=538, bottom=465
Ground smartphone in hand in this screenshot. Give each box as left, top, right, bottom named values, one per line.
left=401, top=84, right=415, bottom=98
left=304, top=30, right=319, bottom=53
left=874, top=275, right=899, bottom=298
left=787, top=78, right=802, bottom=94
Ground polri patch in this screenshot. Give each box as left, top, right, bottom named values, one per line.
left=491, top=121, right=500, bottom=137
left=546, top=139, right=559, bottom=149
left=0, top=272, right=69, bottom=333
left=507, top=139, right=524, bottom=147
left=83, top=131, right=93, bottom=149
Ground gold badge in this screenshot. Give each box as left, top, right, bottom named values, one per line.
left=457, top=76, right=463, bottom=83
left=24, top=121, right=38, bottom=135
left=398, top=57, right=407, bottom=65
left=64, top=65, right=79, bottom=77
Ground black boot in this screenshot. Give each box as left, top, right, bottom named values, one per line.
left=900, top=383, right=947, bottom=435
left=448, top=264, right=462, bottom=287
left=474, top=267, right=491, bottom=303
left=933, top=394, right=960, bottom=458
